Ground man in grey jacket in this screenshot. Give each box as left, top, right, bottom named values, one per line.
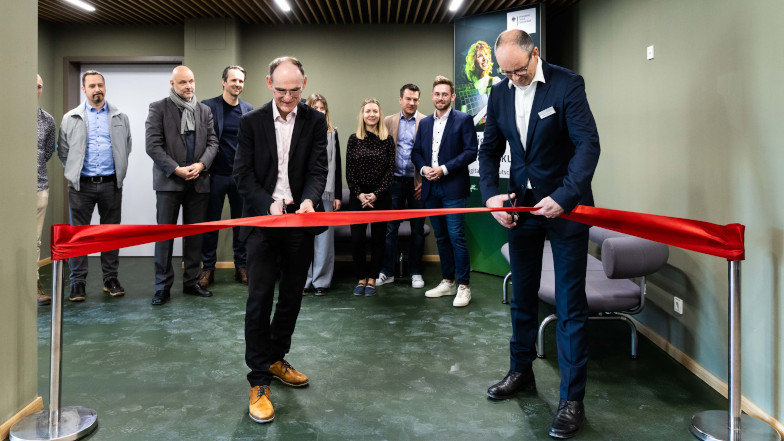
left=58, top=70, right=132, bottom=302
left=146, top=65, right=218, bottom=306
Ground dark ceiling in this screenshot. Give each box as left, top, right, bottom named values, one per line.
left=39, top=0, right=580, bottom=25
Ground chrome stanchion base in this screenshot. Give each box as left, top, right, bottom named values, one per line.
left=9, top=406, right=98, bottom=441
left=690, top=410, right=781, bottom=441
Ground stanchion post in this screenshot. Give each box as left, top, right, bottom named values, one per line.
left=689, top=261, right=780, bottom=441
left=9, top=260, right=98, bottom=441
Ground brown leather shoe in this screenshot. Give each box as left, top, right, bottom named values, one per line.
left=198, top=269, right=214, bottom=288
left=37, top=280, right=51, bottom=306
left=248, top=385, right=274, bottom=423
left=269, top=360, right=309, bottom=387
left=235, top=267, right=248, bottom=284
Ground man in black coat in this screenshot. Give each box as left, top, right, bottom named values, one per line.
left=233, top=56, right=327, bottom=424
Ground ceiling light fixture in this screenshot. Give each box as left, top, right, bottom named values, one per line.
left=448, top=0, right=464, bottom=12
left=63, top=0, right=96, bottom=12
left=274, top=0, right=292, bottom=12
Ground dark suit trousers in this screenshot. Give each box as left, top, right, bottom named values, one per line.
left=201, top=173, right=246, bottom=270
left=154, top=184, right=208, bottom=290
left=508, top=194, right=590, bottom=401
left=245, top=226, right=313, bottom=387
left=67, top=181, right=122, bottom=286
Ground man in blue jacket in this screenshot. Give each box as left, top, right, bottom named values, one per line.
left=199, top=66, right=254, bottom=288
left=478, top=30, right=600, bottom=439
left=412, top=76, right=478, bottom=307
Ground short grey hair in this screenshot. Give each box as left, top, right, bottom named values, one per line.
left=268, top=56, right=305, bottom=82
left=494, top=30, right=535, bottom=54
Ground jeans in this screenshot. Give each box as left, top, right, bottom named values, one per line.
left=382, top=177, right=425, bottom=277
left=424, top=181, right=470, bottom=285
left=201, top=173, right=246, bottom=270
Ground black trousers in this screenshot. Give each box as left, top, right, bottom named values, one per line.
left=348, top=192, right=390, bottom=280
left=154, top=185, right=208, bottom=291
left=67, top=180, right=122, bottom=287
left=245, top=226, right=314, bottom=387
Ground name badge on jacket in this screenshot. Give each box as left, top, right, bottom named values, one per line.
left=538, top=106, right=556, bottom=119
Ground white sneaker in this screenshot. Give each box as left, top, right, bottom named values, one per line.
left=376, top=273, right=394, bottom=286
left=453, top=285, right=471, bottom=307
left=425, top=280, right=457, bottom=298
left=411, top=275, right=425, bottom=289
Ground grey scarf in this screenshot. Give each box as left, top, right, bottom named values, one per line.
left=168, top=88, right=197, bottom=134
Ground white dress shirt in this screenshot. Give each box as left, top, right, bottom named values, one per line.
left=424, top=107, right=451, bottom=176
left=271, top=104, right=297, bottom=203
left=510, top=57, right=546, bottom=188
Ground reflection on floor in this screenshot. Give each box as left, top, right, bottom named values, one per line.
left=37, top=257, right=725, bottom=440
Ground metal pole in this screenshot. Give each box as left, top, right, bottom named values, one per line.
left=689, top=261, right=780, bottom=441
left=10, top=260, right=98, bottom=441
left=49, top=259, right=63, bottom=436
left=729, top=260, right=742, bottom=441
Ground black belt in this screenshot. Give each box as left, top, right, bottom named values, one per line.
left=80, top=174, right=116, bottom=184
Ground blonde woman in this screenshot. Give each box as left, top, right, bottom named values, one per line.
left=464, top=40, right=502, bottom=96
left=345, top=98, right=395, bottom=296
left=303, top=94, right=342, bottom=296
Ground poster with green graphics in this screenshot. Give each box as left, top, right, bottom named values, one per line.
left=455, top=5, right=542, bottom=276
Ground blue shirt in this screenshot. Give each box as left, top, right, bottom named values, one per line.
left=394, top=112, right=417, bottom=177
left=81, top=101, right=115, bottom=176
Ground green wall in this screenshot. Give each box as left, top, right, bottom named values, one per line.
left=38, top=21, right=451, bottom=265
left=1, top=0, right=39, bottom=424
left=550, top=0, right=784, bottom=423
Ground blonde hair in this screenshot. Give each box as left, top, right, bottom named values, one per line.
left=465, top=40, right=494, bottom=84
left=306, top=93, right=336, bottom=132
left=355, top=98, right=389, bottom=140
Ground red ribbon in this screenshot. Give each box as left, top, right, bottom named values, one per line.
left=51, top=206, right=745, bottom=262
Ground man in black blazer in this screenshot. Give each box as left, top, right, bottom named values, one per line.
left=146, top=65, right=218, bottom=305
left=233, top=56, right=327, bottom=424
left=199, top=65, right=254, bottom=288
left=478, top=30, right=600, bottom=439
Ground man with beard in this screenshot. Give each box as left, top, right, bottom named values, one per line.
left=146, top=65, right=218, bottom=305
left=198, top=66, right=254, bottom=288
left=411, top=75, right=478, bottom=307
left=58, top=70, right=132, bottom=302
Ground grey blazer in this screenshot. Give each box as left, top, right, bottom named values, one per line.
left=145, top=97, right=219, bottom=193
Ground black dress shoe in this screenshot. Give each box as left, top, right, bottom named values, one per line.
left=183, top=284, right=213, bottom=297
left=151, top=290, right=170, bottom=305
left=69, top=283, right=86, bottom=302
left=314, top=287, right=328, bottom=296
left=549, top=400, right=585, bottom=439
left=487, top=369, right=536, bottom=400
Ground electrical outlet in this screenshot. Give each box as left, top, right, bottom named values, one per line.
left=673, top=297, right=683, bottom=315
left=647, top=45, right=655, bottom=60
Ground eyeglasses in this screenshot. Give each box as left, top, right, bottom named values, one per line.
left=500, top=52, right=534, bottom=79
left=273, top=88, right=302, bottom=97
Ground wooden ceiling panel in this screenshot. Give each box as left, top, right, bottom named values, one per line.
left=39, top=0, right=582, bottom=25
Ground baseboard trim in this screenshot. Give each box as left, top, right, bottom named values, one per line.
left=0, top=396, right=43, bottom=439
left=333, top=255, right=440, bottom=263
left=633, top=318, right=784, bottom=435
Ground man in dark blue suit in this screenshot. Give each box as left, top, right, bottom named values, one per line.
left=199, top=66, right=254, bottom=288
left=412, top=76, right=478, bottom=307
left=478, top=30, right=600, bottom=439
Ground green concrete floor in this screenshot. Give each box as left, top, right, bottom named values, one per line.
left=36, top=257, right=727, bottom=440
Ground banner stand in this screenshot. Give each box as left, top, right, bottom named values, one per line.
left=10, top=260, right=98, bottom=441
left=690, top=261, right=780, bottom=441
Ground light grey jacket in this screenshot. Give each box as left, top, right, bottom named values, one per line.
left=58, top=101, right=132, bottom=191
